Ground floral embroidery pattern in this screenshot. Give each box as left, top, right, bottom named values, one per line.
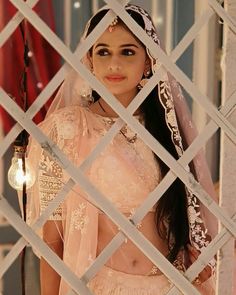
left=60, top=122, right=77, bottom=140
left=187, top=193, right=211, bottom=247
left=150, top=265, right=159, bottom=275
left=127, top=5, right=160, bottom=46
left=187, top=189, right=216, bottom=272
left=39, top=150, right=64, bottom=220
left=126, top=5, right=161, bottom=76
left=157, top=77, right=215, bottom=272
left=158, top=79, right=184, bottom=158
left=173, top=250, right=186, bottom=273
left=40, top=154, right=63, bottom=178
left=71, top=203, right=89, bottom=233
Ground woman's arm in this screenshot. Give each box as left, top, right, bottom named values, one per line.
left=40, top=220, right=63, bottom=295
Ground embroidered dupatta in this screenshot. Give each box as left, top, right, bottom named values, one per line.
left=25, top=4, right=218, bottom=293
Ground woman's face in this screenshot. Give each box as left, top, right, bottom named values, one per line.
left=88, top=24, right=149, bottom=103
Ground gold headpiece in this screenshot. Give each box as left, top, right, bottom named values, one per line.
left=108, top=16, right=119, bottom=32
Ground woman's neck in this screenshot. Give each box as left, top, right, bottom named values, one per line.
left=97, top=98, right=142, bottom=118
left=97, top=98, right=118, bottom=117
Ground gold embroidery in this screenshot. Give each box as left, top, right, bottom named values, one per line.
left=39, top=150, right=64, bottom=220
left=71, top=203, right=89, bottom=233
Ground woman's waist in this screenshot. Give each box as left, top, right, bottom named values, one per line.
left=96, top=238, right=169, bottom=276
left=98, top=211, right=158, bottom=233
left=103, top=256, right=164, bottom=276
left=97, top=212, right=169, bottom=275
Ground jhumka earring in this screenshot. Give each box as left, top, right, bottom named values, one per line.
left=79, top=80, right=93, bottom=106
left=108, top=16, right=119, bottom=32
left=138, top=69, right=151, bottom=90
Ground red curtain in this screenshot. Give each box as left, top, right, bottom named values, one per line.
left=0, top=1, right=61, bottom=134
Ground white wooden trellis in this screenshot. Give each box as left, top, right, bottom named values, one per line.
left=0, top=0, right=231, bottom=295
left=192, top=0, right=220, bottom=182
left=0, top=0, right=235, bottom=295
left=218, top=0, right=236, bottom=293
left=64, top=0, right=72, bottom=47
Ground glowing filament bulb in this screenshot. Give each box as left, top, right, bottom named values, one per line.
left=8, top=156, right=35, bottom=190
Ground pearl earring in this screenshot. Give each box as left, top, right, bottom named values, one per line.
left=137, top=69, right=151, bottom=90
left=144, top=69, right=151, bottom=77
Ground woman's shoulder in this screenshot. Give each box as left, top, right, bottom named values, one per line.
left=47, top=105, right=89, bottom=121
left=38, top=105, right=93, bottom=129
left=38, top=105, right=109, bottom=144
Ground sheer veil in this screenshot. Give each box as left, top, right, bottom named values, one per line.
left=41, top=4, right=218, bottom=274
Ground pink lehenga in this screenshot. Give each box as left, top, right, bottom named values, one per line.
left=28, top=104, right=162, bottom=291
left=88, top=266, right=215, bottom=295
left=27, top=104, right=215, bottom=295
left=25, top=3, right=218, bottom=295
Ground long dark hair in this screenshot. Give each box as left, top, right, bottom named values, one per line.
left=86, top=8, right=189, bottom=262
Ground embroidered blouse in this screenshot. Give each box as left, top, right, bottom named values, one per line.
left=26, top=105, right=162, bottom=291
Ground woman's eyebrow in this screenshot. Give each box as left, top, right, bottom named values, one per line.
left=95, top=43, right=108, bottom=49
left=94, top=43, right=139, bottom=49
left=120, top=43, right=139, bottom=48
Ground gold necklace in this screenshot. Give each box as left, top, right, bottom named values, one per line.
left=97, top=99, right=138, bottom=143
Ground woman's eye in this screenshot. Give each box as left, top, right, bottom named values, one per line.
left=96, top=49, right=109, bottom=56
left=122, top=49, right=135, bottom=56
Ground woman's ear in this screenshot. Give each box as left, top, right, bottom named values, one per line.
left=87, top=52, right=92, bottom=64
left=86, top=52, right=93, bottom=72
left=145, top=58, right=151, bottom=72
left=144, top=58, right=151, bottom=77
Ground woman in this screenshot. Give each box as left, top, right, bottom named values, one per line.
left=26, top=4, right=217, bottom=295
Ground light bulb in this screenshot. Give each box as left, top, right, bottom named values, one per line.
left=74, top=1, right=81, bottom=9
left=8, top=155, right=36, bottom=191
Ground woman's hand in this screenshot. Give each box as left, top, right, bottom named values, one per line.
left=187, top=244, right=212, bottom=284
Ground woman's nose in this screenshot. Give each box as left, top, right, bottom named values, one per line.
left=108, top=56, right=121, bottom=72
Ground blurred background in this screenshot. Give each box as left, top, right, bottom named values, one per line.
left=0, top=0, right=225, bottom=294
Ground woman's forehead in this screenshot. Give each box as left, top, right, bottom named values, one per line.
left=94, top=24, right=142, bottom=48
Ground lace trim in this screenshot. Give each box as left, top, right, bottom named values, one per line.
left=38, top=120, right=65, bottom=220
left=158, top=77, right=215, bottom=272
left=158, top=78, right=184, bottom=157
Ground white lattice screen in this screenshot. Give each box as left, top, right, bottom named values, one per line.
left=0, top=0, right=235, bottom=294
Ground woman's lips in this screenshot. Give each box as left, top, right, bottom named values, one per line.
left=105, top=75, right=126, bottom=82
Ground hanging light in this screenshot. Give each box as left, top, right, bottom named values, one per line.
left=7, top=20, right=36, bottom=193
left=9, top=17, right=34, bottom=295
left=73, top=1, right=81, bottom=9
left=8, top=145, right=35, bottom=190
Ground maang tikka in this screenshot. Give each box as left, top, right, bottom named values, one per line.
left=108, top=16, right=119, bottom=32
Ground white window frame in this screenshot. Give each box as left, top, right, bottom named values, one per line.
left=0, top=0, right=235, bottom=294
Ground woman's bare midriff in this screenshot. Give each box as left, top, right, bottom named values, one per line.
left=97, top=212, right=169, bottom=275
